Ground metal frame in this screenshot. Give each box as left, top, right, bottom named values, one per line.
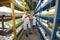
left=0, top=0, right=30, bottom=40
left=0, top=0, right=25, bottom=40
left=37, top=19, right=45, bottom=40
left=51, top=0, right=60, bottom=40
left=11, top=0, right=17, bottom=40
left=0, top=0, right=17, bottom=40
left=35, top=0, right=43, bottom=11
left=40, top=16, right=53, bottom=21
left=35, top=0, right=60, bottom=40
left=35, top=0, right=55, bottom=13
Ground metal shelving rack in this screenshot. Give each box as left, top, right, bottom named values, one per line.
left=0, top=0, right=29, bottom=40
left=0, top=0, right=17, bottom=40
left=34, top=0, right=60, bottom=40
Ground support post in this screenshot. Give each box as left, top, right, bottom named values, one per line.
left=11, top=0, right=17, bottom=40
left=2, top=15, right=4, bottom=30
left=51, top=0, right=60, bottom=40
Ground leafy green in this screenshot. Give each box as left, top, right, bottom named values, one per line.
left=48, top=24, right=52, bottom=29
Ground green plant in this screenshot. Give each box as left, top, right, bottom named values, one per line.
left=48, top=24, right=52, bottom=29
left=58, top=29, right=60, bottom=32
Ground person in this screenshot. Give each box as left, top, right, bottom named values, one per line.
left=32, top=14, right=36, bottom=29
left=22, top=10, right=32, bottom=37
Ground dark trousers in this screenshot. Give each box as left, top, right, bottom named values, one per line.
left=24, top=24, right=31, bottom=36
left=32, top=25, right=36, bottom=29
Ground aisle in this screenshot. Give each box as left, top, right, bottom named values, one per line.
left=20, top=29, right=39, bottom=40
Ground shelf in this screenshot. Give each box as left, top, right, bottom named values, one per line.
left=41, top=0, right=55, bottom=11
left=0, top=0, right=11, bottom=3
left=0, top=16, right=22, bottom=22
left=40, top=16, right=54, bottom=22
left=37, top=19, right=52, bottom=36
left=37, top=23, right=45, bottom=40
left=0, top=0, right=28, bottom=11
left=0, top=0, right=26, bottom=40
left=41, top=22, right=53, bottom=32
left=35, top=0, right=43, bottom=11
left=4, top=19, right=22, bottom=28
left=16, top=24, right=23, bottom=36
left=0, top=24, right=23, bottom=40
left=0, top=21, right=23, bottom=35
left=40, top=27, right=50, bottom=40
left=35, top=0, right=55, bottom=13
left=0, top=18, right=23, bottom=35
left=40, top=22, right=52, bottom=36
left=40, top=16, right=60, bottom=24
left=14, top=0, right=25, bottom=11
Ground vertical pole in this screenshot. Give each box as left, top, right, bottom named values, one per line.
left=2, top=15, right=4, bottom=30
left=22, top=0, right=25, bottom=11
left=21, top=0, right=24, bottom=3
left=10, top=0, right=17, bottom=40
left=51, top=0, right=60, bottom=40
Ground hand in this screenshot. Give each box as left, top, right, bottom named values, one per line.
left=24, top=15, right=28, bottom=19
left=27, top=14, right=30, bottom=17
left=24, top=14, right=30, bottom=19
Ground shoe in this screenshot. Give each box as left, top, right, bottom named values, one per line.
left=33, top=27, right=36, bottom=29
left=26, top=34, right=28, bottom=37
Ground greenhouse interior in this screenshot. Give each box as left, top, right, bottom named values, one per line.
left=0, top=0, right=60, bottom=40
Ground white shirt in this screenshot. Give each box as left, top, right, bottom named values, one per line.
left=33, top=16, right=36, bottom=25
left=22, top=14, right=30, bottom=24
left=22, top=13, right=31, bottom=30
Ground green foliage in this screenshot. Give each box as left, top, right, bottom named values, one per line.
left=41, top=11, right=54, bottom=15
left=48, top=24, right=52, bottom=29
left=58, top=29, right=60, bottom=32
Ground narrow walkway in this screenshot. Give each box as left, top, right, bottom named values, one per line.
left=20, top=29, right=39, bottom=40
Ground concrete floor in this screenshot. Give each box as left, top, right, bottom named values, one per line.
left=20, top=29, right=39, bottom=40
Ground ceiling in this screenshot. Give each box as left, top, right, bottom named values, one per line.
left=25, top=0, right=39, bottom=10
left=0, top=0, right=39, bottom=11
